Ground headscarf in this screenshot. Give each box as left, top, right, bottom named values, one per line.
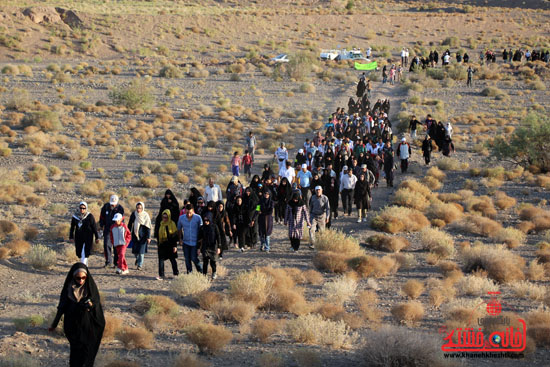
left=289, top=192, right=305, bottom=216
left=68, top=267, right=88, bottom=303
left=73, top=201, right=90, bottom=223
left=133, top=202, right=152, bottom=240
left=158, top=209, right=177, bottom=244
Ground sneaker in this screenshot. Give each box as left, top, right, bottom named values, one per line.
left=363, top=218, right=368, bottom=223
left=212, top=273, right=217, bottom=280
left=265, top=250, right=270, bottom=253
left=290, top=247, right=295, bottom=252
left=218, top=256, right=223, bottom=261
left=121, top=269, right=129, bottom=275
left=137, top=266, right=142, bottom=271
left=104, top=262, right=110, bottom=268
left=309, top=245, right=315, bottom=249
left=357, top=218, right=362, bottom=223
left=115, top=269, right=122, bottom=274
left=156, top=276, right=164, bottom=281
left=240, top=248, right=245, bottom=252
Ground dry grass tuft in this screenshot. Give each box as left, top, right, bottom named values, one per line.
left=26, top=245, right=56, bottom=270
left=171, top=272, right=211, bottom=297
left=229, top=268, right=272, bottom=307
left=371, top=206, right=430, bottom=234
left=464, top=195, right=497, bottom=218
left=391, top=301, right=424, bottom=325
left=286, top=313, right=354, bottom=349
left=519, top=206, right=550, bottom=232
left=525, top=306, right=550, bottom=347
left=251, top=319, right=282, bottom=343
left=492, top=227, right=526, bottom=248
left=312, top=229, right=363, bottom=257
left=116, top=326, right=153, bottom=350
left=302, top=269, right=324, bottom=285
left=509, top=281, right=547, bottom=301
left=322, top=275, right=357, bottom=304
left=194, top=291, right=225, bottom=311
left=5, top=240, right=31, bottom=257
left=494, top=191, right=517, bottom=210
left=313, top=251, right=351, bottom=273
left=392, top=188, right=430, bottom=210
left=460, top=244, right=525, bottom=283
left=172, top=352, right=209, bottom=367
left=402, top=280, right=424, bottom=299
left=211, top=299, right=256, bottom=324
left=453, top=214, right=502, bottom=237
left=457, top=275, right=499, bottom=296
left=425, top=201, right=464, bottom=224
left=526, top=260, right=546, bottom=281
left=419, top=228, right=455, bottom=259
left=356, top=290, right=382, bottom=324
left=349, top=254, right=399, bottom=278
left=366, top=234, right=410, bottom=253
left=186, top=323, right=233, bottom=354
left=103, top=314, right=123, bottom=341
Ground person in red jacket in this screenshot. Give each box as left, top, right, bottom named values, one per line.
left=110, top=213, right=131, bottom=275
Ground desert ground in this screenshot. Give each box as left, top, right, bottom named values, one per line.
left=0, top=1, right=550, bottom=366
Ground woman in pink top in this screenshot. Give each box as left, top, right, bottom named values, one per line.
left=231, top=151, right=241, bottom=176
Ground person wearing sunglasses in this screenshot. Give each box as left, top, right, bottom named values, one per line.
left=69, top=201, right=99, bottom=266
left=49, top=263, right=105, bottom=367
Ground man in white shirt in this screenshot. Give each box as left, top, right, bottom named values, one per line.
left=274, top=142, right=288, bottom=173
left=401, top=47, right=407, bottom=67
left=281, top=160, right=296, bottom=184
left=339, top=168, right=357, bottom=216
left=204, top=178, right=223, bottom=203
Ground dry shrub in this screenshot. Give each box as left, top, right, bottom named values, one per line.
left=251, top=318, right=282, bottom=343
left=525, top=306, right=550, bottom=347
left=360, top=326, right=449, bottom=367
left=312, top=229, right=363, bottom=257
left=0, top=247, right=9, bottom=259
left=303, top=269, right=324, bottom=285
left=134, top=294, right=178, bottom=316
left=425, top=201, right=463, bottom=224
left=5, top=240, right=31, bottom=256
left=26, top=244, right=56, bottom=270
left=422, top=176, right=443, bottom=190
left=494, top=191, right=516, bottom=210
left=257, top=353, right=283, bottom=367
left=172, top=352, right=209, bottom=367
left=456, top=275, right=499, bottom=296
left=526, top=260, right=546, bottom=281
left=103, top=314, right=123, bottom=341
left=195, top=291, right=225, bottom=311
left=229, top=268, right=272, bottom=306
left=186, top=323, right=233, bottom=354
left=402, top=280, right=424, bottom=299
left=24, top=226, right=39, bottom=241
left=492, top=227, right=526, bottom=248
left=171, top=272, right=211, bottom=297
left=426, top=166, right=446, bottom=181
left=322, top=275, right=357, bottom=304
left=460, top=244, right=525, bottom=283
left=116, top=326, right=153, bottom=350
left=316, top=303, right=345, bottom=320
left=398, top=179, right=433, bottom=199
left=366, top=234, right=410, bottom=253
left=519, top=206, right=550, bottom=232
left=349, top=254, right=399, bottom=278
left=293, top=348, right=321, bottom=367
left=453, top=214, right=502, bottom=237
left=517, top=221, right=536, bottom=234
left=392, top=188, right=430, bottom=210
left=436, top=157, right=460, bottom=171
left=438, top=193, right=462, bottom=203
left=509, top=281, right=547, bottom=301
left=371, top=206, right=430, bottom=234
left=464, top=195, right=497, bottom=218
left=0, top=220, right=20, bottom=239
left=442, top=297, right=484, bottom=330
left=391, top=301, right=424, bottom=325
left=419, top=228, right=455, bottom=259
left=211, top=299, right=255, bottom=324
left=356, top=290, right=382, bottom=324
left=313, top=251, right=350, bottom=273
left=286, top=314, right=354, bottom=349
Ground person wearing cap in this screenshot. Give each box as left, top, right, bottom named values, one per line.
left=295, top=149, right=307, bottom=168
left=397, top=137, right=411, bottom=174
left=177, top=204, right=203, bottom=273
left=280, top=160, right=296, bottom=184
left=339, top=167, right=357, bottom=217
left=99, top=194, right=124, bottom=268
left=109, top=213, right=131, bottom=275
left=69, top=201, right=99, bottom=266
left=308, top=186, right=330, bottom=248
left=296, top=164, right=313, bottom=207
left=204, top=177, right=223, bottom=203
left=274, top=142, right=288, bottom=173
left=198, top=212, right=220, bottom=280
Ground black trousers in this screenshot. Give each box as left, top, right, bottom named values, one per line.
left=341, top=189, right=353, bottom=215
left=385, top=169, right=394, bottom=186
left=236, top=223, right=247, bottom=249
left=245, top=223, right=258, bottom=247
left=290, top=238, right=301, bottom=251
left=401, top=159, right=408, bottom=173
left=203, top=255, right=217, bottom=275
left=424, top=153, right=431, bottom=165
left=69, top=340, right=98, bottom=367
left=158, top=257, right=179, bottom=277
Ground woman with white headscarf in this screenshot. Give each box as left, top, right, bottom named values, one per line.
left=127, top=202, right=152, bottom=270
left=69, top=201, right=99, bottom=266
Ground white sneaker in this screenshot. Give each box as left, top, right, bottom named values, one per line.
left=212, top=273, right=217, bottom=280
left=363, top=218, right=368, bottom=222
left=357, top=218, right=362, bottom=223
left=121, top=269, right=129, bottom=275
left=115, top=268, right=122, bottom=274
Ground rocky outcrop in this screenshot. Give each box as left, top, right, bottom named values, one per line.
left=22, top=7, right=83, bottom=29
left=55, top=8, right=83, bottom=29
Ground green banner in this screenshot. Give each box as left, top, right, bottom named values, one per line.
left=354, top=61, right=377, bottom=70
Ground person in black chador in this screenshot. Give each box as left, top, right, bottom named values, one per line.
left=154, top=189, right=180, bottom=239
left=49, top=263, right=105, bottom=367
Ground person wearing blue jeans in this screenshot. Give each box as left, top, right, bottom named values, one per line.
left=178, top=204, right=203, bottom=273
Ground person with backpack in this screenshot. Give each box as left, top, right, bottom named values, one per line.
left=397, top=137, right=411, bottom=174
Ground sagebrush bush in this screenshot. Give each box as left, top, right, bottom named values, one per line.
left=186, top=323, right=233, bottom=354
left=419, top=227, right=455, bottom=259
left=312, top=229, right=363, bottom=256
left=360, top=326, right=449, bottom=367
left=109, top=79, right=154, bottom=109
left=366, top=234, right=410, bottom=253
left=313, top=251, right=350, bottom=273
left=519, top=206, right=550, bottom=232
left=398, top=180, right=433, bottom=199
left=172, top=352, right=208, bottom=367
left=494, top=191, right=517, bottom=210
left=391, top=301, right=424, bottom=325
left=356, top=290, right=382, bottom=324
left=457, top=275, right=499, bottom=296
left=492, top=227, right=526, bottom=248
left=322, top=275, right=357, bottom=304
left=229, top=268, right=272, bottom=306
left=195, top=291, right=225, bottom=311
left=349, top=254, right=399, bottom=278
left=392, top=188, right=430, bottom=210
left=425, top=201, right=463, bottom=224
left=371, top=206, right=430, bottom=234
left=26, top=245, right=56, bottom=270
left=453, top=214, right=502, bottom=237
left=436, top=157, right=461, bottom=171
left=525, top=306, right=550, bottom=347
left=103, top=314, right=123, bottom=341
left=509, top=281, right=547, bottom=301
left=286, top=313, right=354, bottom=349
left=116, top=326, right=153, bottom=350
left=402, top=280, right=424, bottom=299
left=251, top=318, right=281, bottom=343
left=464, top=195, right=497, bottom=218
left=211, top=299, right=256, bottom=324
left=460, top=244, right=525, bottom=283
left=5, top=240, right=31, bottom=256
left=171, top=272, right=211, bottom=297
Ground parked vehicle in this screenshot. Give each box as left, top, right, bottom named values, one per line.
left=270, top=54, right=289, bottom=63
left=336, top=48, right=369, bottom=61
left=320, top=49, right=340, bottom=61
